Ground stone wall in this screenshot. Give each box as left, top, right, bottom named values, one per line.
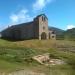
left=49, top=30, right=56, bottom=39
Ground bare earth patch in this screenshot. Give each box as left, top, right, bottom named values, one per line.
left=49, top=59, right=65, bottom=65
left=8, top=70, right=45, bottom=75
left=32, top=53, right=65, bottom=66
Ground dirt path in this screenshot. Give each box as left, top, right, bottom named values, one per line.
left=3, top=69, right=46, bottom=75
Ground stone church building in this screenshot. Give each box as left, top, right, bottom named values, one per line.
left=1, top=14, right=56, bottom=40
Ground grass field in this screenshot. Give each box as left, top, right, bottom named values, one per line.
left=0, top=39, right=75, bottom=75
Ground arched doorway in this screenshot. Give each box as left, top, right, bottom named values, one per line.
left=41, top=32, right=47, bottom=39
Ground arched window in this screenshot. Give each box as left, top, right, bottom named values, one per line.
left=42, top=16, right=46, bottom=21
left=42, top=16, right=43, bottom=21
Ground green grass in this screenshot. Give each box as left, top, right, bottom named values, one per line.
left=48, top=49, right=75, bottom=75
left=0, top=39, right=75, bottom=75
left=0, top=59, right=26, bottom=73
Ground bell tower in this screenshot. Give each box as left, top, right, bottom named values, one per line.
left=34, top=14, right=49, bottom=40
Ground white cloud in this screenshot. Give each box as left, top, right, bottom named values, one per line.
left=66, top=25, right=75, bottom=30
left=33, top=0, right=52, bottom=11
left=10, top=14, right=19, bottom=23
left=10, top=9, right=33, bottom=25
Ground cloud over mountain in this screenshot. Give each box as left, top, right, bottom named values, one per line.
left=66, top=24, right=75, bottom=30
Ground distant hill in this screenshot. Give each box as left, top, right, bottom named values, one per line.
left=64, top=28, right=75, bottom=40
left=49, top=27, right=64, bottom=35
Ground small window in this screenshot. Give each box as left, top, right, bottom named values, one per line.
left=52, top=31, right=55, bottom=34
left=43, top=26, right=45, bottom=30
left=52, top=36, right=55, bottom=38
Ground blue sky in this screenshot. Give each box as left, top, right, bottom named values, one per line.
left=0, top=0, right=75, bottom=31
